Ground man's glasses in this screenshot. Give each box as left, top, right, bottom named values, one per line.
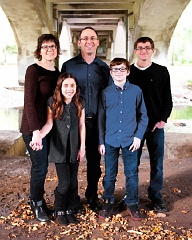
left=41, top=45, right=57, bottom=51
left=79, top=37, right=98, bottom=42
left=111, top=68, right=127, bottom=72
left=135, top=46, right=153, bottom=51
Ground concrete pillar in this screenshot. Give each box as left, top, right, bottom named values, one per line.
left=18, top=48, right=35, bottom=85
left=113, top=20, right=126, bottom=59
left=59, top=21, right=72, bottom=69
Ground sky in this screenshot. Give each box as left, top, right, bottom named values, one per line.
left=175, top=0, right=192, bottom=30
left=0, top=7, right=15, bottom=46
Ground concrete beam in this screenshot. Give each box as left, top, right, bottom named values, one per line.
left=46, top=0, right=132, bottom=3
left=54, top=3, right=133, bottom=11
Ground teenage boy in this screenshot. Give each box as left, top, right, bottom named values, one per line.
left=98, top=58, right=148, bottom=220
left=118, top=37, right=173, bottom=212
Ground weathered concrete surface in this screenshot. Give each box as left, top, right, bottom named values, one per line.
left=0, top=130, right=26, bottom=156
left=165, top=132, right=192, bottom=160
left=0, top=129, right=191, bottom=160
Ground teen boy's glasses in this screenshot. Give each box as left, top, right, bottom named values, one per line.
left=111, top=67, right=127, bottom=72
left=41, top=45, right=57, bottom=51
left=135, top=46, right=153, bottom=51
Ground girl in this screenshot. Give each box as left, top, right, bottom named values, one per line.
left=39, top=73, right=85, bottom=225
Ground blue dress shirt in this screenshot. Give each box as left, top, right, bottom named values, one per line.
left=98, top=81, right=148, bottom=148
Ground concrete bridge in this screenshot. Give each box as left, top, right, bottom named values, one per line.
left=0, top=0, right=190, bottom=84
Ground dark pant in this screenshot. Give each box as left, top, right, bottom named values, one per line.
left=85, top=118, right=101, bottom=200
left=103, top=143, right=139, bottom=205
left=55, top=161, right=79, bottom=210
left=22, top=134, right=48, bottom=202
left=138, top=127, right=165, bottom=201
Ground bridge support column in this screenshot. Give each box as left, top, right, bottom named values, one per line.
left=112, top=20, right=126, bottom=59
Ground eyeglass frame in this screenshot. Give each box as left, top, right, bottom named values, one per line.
left=135, top=46, right=153, bottom=51
left=41, top=45, right=57, bottom=51
left=79, top=37, right=99, bottom=42
left=110, top=67, right=128, bottom=72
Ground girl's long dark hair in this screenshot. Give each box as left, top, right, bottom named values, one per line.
left=52, top=73, right=82, bottom=119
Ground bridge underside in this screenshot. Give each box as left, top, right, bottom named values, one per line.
left=0, top=0, right=190, bottom=83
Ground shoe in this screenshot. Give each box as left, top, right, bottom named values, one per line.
left=66, top=210, right=79, bottom=224
left=42, top=199, right=54, bottom=217
left=152, top=198, right=168, bottom=212
left=98, top=201, right=113, bottom=219
left=127, top=205, right=143, bottom=221
left=87, top=199, right=101, bottom=211
left=74, top=204, right=83, bottom=214
left=117, top=199, right=127, bottom=212
left=54, top=211, right=68, bottom=226
left=30, top=199, right=49, bottom=222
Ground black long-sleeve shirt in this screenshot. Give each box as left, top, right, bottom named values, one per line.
left=20, top=64, right=60, bottom=135
left=128, top=63, right=173, bottom=128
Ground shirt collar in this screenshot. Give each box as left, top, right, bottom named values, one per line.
left=77, top=53, right=99, bottom=65
left=112, top=80, right=130, bottom=90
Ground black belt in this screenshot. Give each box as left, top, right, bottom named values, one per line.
left=85, top=115, right=96, bottom=121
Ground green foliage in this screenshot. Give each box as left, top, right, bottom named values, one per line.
left=6, top=44, right=17, bottom=54
left=187, top=79, right=192, bottom=88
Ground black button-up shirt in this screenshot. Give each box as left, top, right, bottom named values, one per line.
left=61, top=54, right=111, bottom=117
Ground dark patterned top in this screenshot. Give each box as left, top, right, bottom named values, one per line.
left=20, top=63, right=60, bottom=135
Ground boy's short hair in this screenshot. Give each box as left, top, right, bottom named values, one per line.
left=134, top=37, right=154, bottom=49
left=110, top=58, right=130, bottom=70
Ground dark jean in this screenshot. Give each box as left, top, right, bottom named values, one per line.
left=102, top=143, right=139, bottom=206
left=85, top=118, right=101, bottom=200
left=138, top=127, right=164, bottom=201
left=22, top=134, right=48, bottom=202
left=55, top=161, right=79, bottom=210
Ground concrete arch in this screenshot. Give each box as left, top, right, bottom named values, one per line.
left=0, top=0, right=53, bottom=83
left=132, top=0, right=190, bottom=64
left=0, top=0, right=190, bottom=83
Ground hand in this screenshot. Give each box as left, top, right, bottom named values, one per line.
left=152, top=120, right=166, bottom=132
left=98, top=144, right=105, bottom=155
left=29, top=141, right=43, bottom=151
left=77, top=147, right=85, bottom=162
left=29, top=130, right=43, bottom=151
left=129, top=137, right=141, bottom=152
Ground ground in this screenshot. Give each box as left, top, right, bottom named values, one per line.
left=0, top=149, right=192, bottom=239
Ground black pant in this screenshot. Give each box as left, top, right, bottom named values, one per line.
left=55, top=161, right=79, bottom=210
left=85, top=118, right=101, bottom=200
left=22, top=134, right=48, bottom=202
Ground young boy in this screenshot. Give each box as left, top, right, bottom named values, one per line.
left=98, top=58, right=148, bottom=220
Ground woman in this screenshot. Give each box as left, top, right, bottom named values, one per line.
left=20, top=34, right=60, bottom=222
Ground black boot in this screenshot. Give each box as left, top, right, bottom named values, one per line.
left=66, top=209, right=79, bottom=224
left=42, top=199, right=54, bottom=218
left=30, top=199, right=49, bottom=222
left=54, top=189, right=68, bottom=226
left=54, top=211, right=68, bottom=226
